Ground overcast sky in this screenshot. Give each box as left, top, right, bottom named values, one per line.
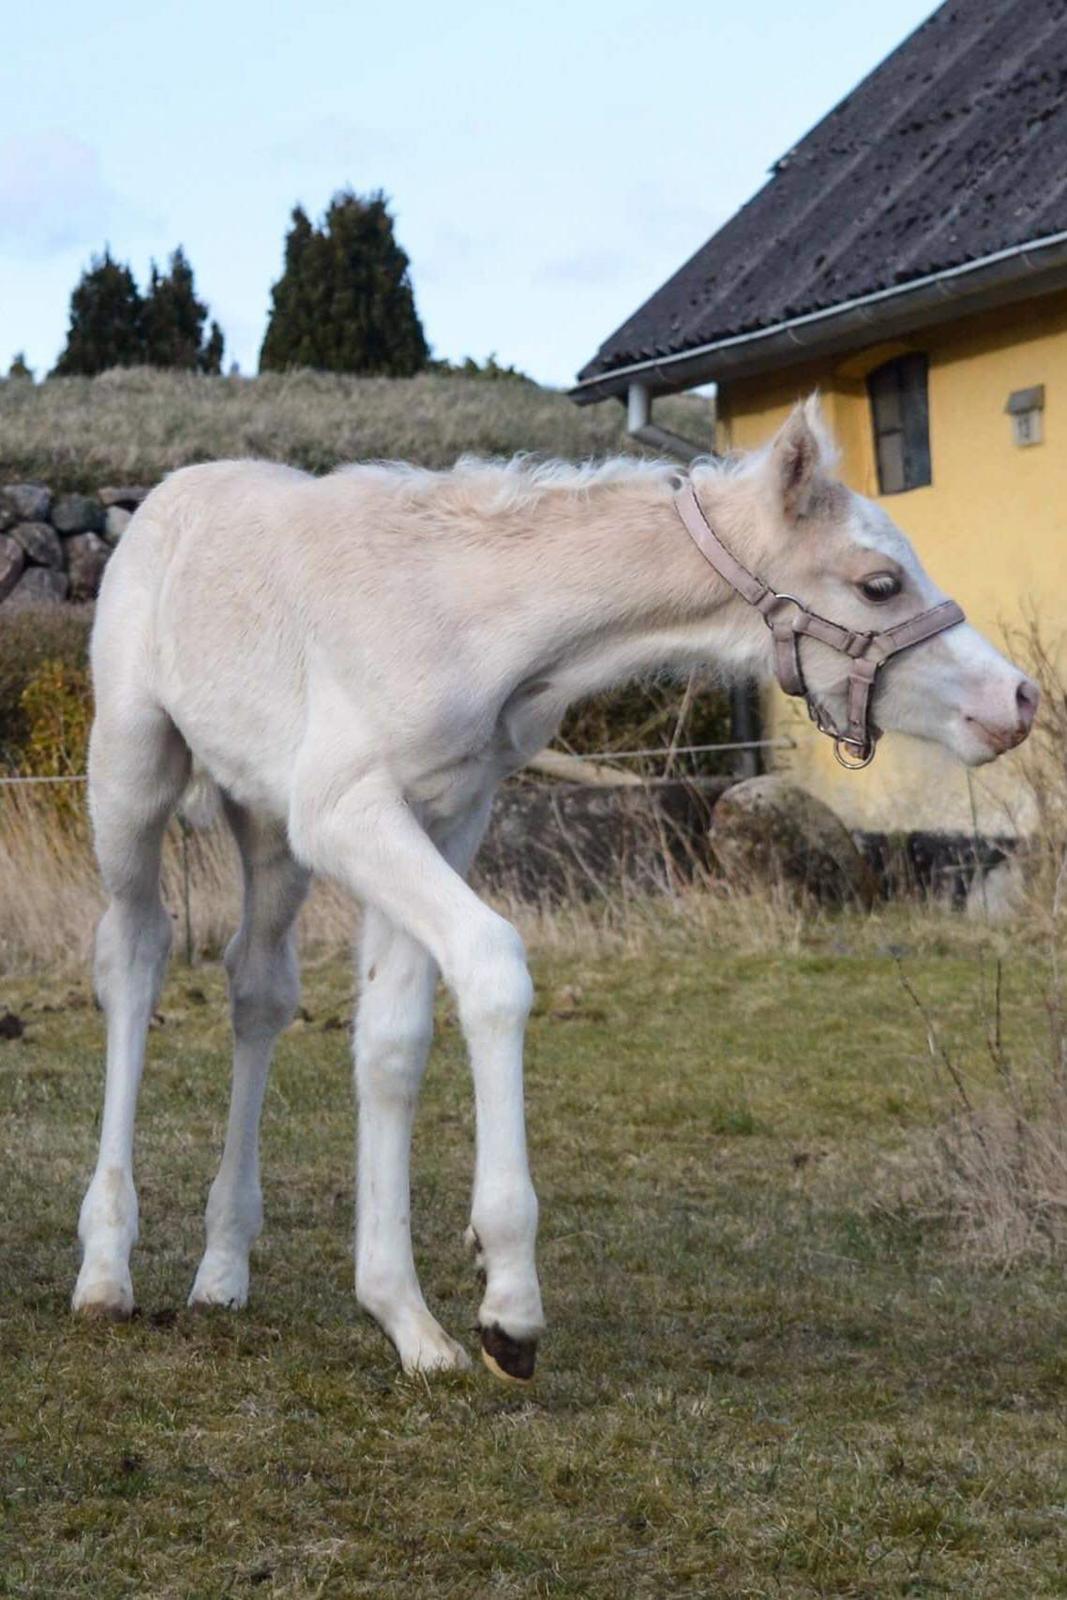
left=1, top=0, right=936, bottom=386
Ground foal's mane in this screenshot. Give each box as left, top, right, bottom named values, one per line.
left=331, top=450, right=742, bottom=519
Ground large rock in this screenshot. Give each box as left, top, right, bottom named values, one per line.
left=99, top=484, right=150, bottom=509
left=0, top=535, right=25, bottom=600
left=709, top=775, right=877, bottom=906
left=1, top=483, right=52, bottom=525
left=476, top=778, right=731, bottom=900
left=65, top=531, right=111, bottom=599
left=11, top=520, right=64, bottom=569
left=966, top=855, right=1027, bottom=924
left=51, top=493, right=104, bottom=535
left=103, top=504, right=132, bottom=545
left=6, top=566, right=69, bottom=606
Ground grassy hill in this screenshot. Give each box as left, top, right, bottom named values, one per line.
left=0, top=368, right=714, bottom=491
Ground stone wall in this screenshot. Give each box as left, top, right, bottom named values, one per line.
left=0, top=483, right=150, bottom=606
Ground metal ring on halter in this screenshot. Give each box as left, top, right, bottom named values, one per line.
left=760, top=592, right=805, bottom=627
left=833, top=737, right=875, bottom=770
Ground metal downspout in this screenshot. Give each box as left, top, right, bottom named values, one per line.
left=625, top=381, right=707, bottom=463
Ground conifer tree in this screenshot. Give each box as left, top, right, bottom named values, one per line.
left=53, top=247, right=225, bottom=376
left=143, top=248, right=225, bottom=372
left=200, top=320, right=225, bottom=375
left=259, top=206, right=320, bottom=369
left=260, top=191, right=428, bottom=375
left=52, top=250, right=145, bottom=375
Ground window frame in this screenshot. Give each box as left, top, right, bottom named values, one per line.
left=867, top=352, right=932, bottom=495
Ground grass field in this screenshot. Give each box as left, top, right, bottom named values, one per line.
left=0, top=368, right=713, bottom=491
left=2, top=902, right=1065, bottom=1598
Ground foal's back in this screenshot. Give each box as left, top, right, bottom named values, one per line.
left=94, top=460, right=476, bottom=817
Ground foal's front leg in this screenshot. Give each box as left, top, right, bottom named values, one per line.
left=295, top=779, right=543, bottom=1380
left=354, top=909, right=471, bottom=1374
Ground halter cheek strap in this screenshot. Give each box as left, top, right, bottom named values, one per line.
left=673, top=480, right=966, bottom=769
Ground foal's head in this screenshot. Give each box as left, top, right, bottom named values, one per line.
left=726, top=397, right=1038, bottom=766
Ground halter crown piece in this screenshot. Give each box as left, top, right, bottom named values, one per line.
left=672, top=481, right=966, bottom=770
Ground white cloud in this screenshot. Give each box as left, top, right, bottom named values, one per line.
left=0, top=132, right=137, bottom=257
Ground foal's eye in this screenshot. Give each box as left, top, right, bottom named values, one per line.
left=858, top=572, right=902, bottom=603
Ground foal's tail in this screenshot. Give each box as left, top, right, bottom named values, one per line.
left=177, top=763, right=222, bottom=831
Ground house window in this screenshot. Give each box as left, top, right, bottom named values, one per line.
left=867, top=353, right=931, bottom=494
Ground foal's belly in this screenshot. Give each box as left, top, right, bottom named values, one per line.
left=407, top=754, right=498, bottom=837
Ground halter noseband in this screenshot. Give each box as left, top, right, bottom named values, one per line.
left=673, top=480, right=966, bottom=769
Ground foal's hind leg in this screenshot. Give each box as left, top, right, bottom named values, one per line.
left=73, top=703, right=190, bottom=1318
left=190, top=803, right=309, bottom=1309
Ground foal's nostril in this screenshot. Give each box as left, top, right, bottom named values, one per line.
left=1016, top=677, right=1040, bottom=732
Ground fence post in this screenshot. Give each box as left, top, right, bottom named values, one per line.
left=179, top=817, right=194, bottom=965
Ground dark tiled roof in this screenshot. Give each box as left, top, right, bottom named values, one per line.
left=577, top=0, right=1067, bottom=386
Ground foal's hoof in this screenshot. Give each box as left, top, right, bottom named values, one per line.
left=72, top=1279, right=135, bottom=1322
left=189, top=1254, right=249, bottom=1311
left=391, top=1313, right=473, bottom=1376
left=480, top=1323, right=538, bottom=1384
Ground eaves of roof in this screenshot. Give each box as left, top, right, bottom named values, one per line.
left=569, top=229, right=1067, bottom=404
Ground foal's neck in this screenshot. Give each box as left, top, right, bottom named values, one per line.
left=501, top=467, right=766, bottom=693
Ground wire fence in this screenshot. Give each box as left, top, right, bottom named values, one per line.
left=561, top=736, right=795, bottom=761
left=0, top=735, right=795, bottom=791
left=0, top=736, right=799, bottom=967
left=0, top=773, right=89, bottom=786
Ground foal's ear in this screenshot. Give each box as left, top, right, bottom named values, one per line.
left=770, top=395, right=838, bottom=523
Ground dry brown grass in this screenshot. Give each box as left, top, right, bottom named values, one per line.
left=0, top=779, right=805, bottom=977
left=877, top=626, right=1067, bottom=1266
left=0, top=787, right=355, bottom=975
left=0, top=367, right=713, bottom=491
left=886, top=949, right=1067, bottom=1264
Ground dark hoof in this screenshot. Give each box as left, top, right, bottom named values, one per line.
left=480, top=1323, right=537, bottom=1384
left=75, top=1300, right=136, bottom=1324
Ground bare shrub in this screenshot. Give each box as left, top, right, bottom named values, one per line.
left=885, top=616, right=1067, bottom=1264
left=0, top=604, right=92, bottom=765
left=1011, top=617, right=1067, bottom=918
left=558, top=673, right=732, bottom=779
left=887, top=953, right=1067, bottom=1264
left=19, top=657, right=92, bottom=782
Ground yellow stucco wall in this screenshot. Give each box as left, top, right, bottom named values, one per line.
left=715, top=293, right=1067, bottom=834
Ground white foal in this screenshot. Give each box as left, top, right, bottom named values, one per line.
left=73, top=398, right=1037, bottom=1378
